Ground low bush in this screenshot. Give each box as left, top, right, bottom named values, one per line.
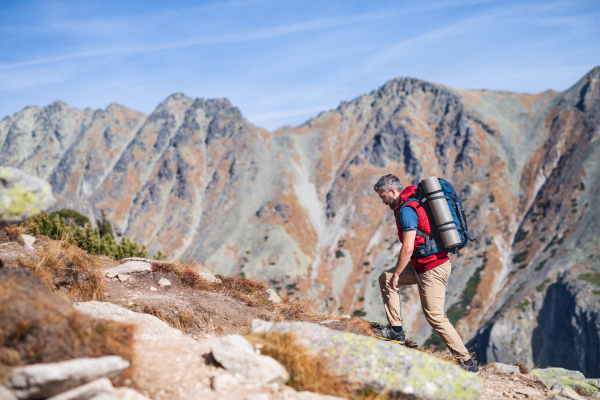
left=24, top=213, right=148, bottom=260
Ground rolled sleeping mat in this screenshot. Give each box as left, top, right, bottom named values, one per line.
left=421, top=176, right=461, bottom=249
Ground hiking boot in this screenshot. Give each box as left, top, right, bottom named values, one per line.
left=459, top=359, right=480, bottom=375
left=375, top=328, right=405, bottom=344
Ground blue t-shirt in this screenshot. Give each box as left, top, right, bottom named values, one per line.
left=400, top=206, right=419, bottom=232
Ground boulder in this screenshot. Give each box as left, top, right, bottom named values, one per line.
left=490, top=362, right=520, bottom=374
left=105, top=262, right=151, bottom=275
left=47, top=378, right=114, bottom=400
left=530, top=368, right=599, bottom=395
left=7, top=357, right=129, bottom=400
left=116, top=274, right=131, bottom=282
left=251, top=320, right=481, bottom=400
left=0, top=167, right=56, bottom=228
left=265, top=289, right=281, bottom=304
left=211, top=335, right=289, bottom=384
left=0, top=385, right=17, bottom=400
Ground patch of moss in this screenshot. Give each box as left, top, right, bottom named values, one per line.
left=423, top=331, right=447, bottom=351
left=536, top=279, right=551, bottom=292
left=516, top=299, right=530, bottom=312
left=579, top=273, right=600, bottom=287
left=335, top=249, right=345, bottom=258
left=488, top=193, right=495, bottom=203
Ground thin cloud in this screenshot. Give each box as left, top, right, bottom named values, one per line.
left=0, top=11, right=391, bottom=71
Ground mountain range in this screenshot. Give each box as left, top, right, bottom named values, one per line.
left=2, top=66, right=599, bottom=376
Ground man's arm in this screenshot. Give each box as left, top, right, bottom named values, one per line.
left=391, top=230, right=416, bottom=290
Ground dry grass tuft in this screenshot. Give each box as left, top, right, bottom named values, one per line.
left=513, top=362, right=528, bottom=374
left=0, top=269, right=135, bottom=383
left=17, top=239, right=106, bottom=301
left=127, top=304, right=196, bottom=332
left=0, top=224, right=27, bottom=245
left=246, top=332, right=355, bottom=398
left=151, top=261, right=213, bottom=291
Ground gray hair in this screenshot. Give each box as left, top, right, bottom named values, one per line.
left=373, top=174, right=403, bottom=193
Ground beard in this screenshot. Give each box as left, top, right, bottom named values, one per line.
left=387, top=199, right=397, bottom=210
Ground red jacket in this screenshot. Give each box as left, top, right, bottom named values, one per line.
left=394, top=186, right=448, bottom=274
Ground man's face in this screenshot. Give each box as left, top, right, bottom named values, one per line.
left=377, top=188, right=400, bottom=210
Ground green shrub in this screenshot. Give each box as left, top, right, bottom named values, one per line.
left=517, top=299, right=530, bottom=312
left=579, top=273, right=600, bottom=287
left=514, top=229, right=529, bottom=243
left=335, top=249, right=344, bottom=258
left=49, top=209, right=90, bottom=227
left=24, top=213, right=149, bottom=260
left=512, top=250, right=529, bottom=264
left=536, top=279, right=551, bottom=292
left=98, top=210, right=114, bottom=238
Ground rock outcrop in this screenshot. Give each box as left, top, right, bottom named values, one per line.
left=251, top=319, right=482, bottom=400
left=3, top=67, right=600, bottom=375
left=0, top=167, right=55, bottom=228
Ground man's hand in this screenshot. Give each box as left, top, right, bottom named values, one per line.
left=391, top=272, right=400, bottom=291
left=391, top=230, right=416, bottom=290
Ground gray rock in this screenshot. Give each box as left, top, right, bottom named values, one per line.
left=319, top=320, right=338, bottom=325
left=265, top=289, right=281, bottom=304
left=20, top=235, right=35, bottom=250
left=514, top=388, right=542, bottom=397
left=116, top=274, right=131, bottom=282
left=211, top=373, right=240, bottom=392
left=251, top=319, right=481, bottom=400
left=198, top=272, right=222, bottom=284
left=105, top=271, right=118, bottom=279
left=547, top=396, right=570, bottom=400
left=47, top=378, right=114, bottom=400
left=0, top=385, right=17, bottom=400
left=211, top=335, right=289, bottom=384
left=531, top=368, right=599, bottom=395
left=559, top=387, right=585, bottom=400
left=7, top=356, right=129, bottom=400
left=0, top=167, right=56, bottom=228
left=158, top=278, right=171, bottom=287
left=490, top=362, right=520, bottom=374
left=106, top=262, right=151, bottom=275
left=113, top=388, right=152, bottom=400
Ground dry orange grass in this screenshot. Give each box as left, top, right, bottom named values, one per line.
left=246, top=332, right=354, bottom=398
left=0, top=268, right=135, bottom=383
left=127, top=304, right=196, bottom=332
left=0, top=224, right=26, bottom=245
left=17, top=239, right=106, bottom=301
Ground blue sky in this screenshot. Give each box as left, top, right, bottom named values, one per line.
left=1, top=0, right=599, bottom=130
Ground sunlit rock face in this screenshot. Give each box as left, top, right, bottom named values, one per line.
left=2, top=67, right=600, bottom=376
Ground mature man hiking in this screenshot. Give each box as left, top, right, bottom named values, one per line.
left=373, top=174, right=479, bottom=374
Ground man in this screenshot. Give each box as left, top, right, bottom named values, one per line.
left=373, top=174, right=479, bottom=374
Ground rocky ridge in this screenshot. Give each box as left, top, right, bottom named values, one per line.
left=2, top=68, right=600, bottom=375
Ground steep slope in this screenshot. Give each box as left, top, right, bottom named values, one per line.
left=2, top=67, right=599, bottom=376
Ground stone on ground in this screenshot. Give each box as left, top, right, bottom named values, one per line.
left=0, top=385, right=17, bottom=400
left=530, top=368, right=599, bottom=395
left=7, top=357, right=129, bottom=400
left=211, top=373, right=239, bottom=392
left=559, top=387, right=586, bottom=400
left=490, top=362, right=520, bottom=374
left=211, top=335, right=289, bottom=384
left=252, top=319, right=481, bottom=400
left=198, top=273, right=222, bottom=284
left=514, top=388, right=542, bottom=397
left=0, top=167, right=56, bottom=228
left=295, top=392, right=347, bottom=400
left=158, top=278, right=171, bottom=288
left=265, top=289, right=281, bottom=304
left=105, top=262, right=151, bottom=275
left=47, top=378, right=114, bottom=400
left=20, top=235, right=36, bottom=250
left=113, top=388, right=152, bottom=400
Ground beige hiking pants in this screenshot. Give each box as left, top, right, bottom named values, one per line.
left=378, top=260, right=471, bottom=362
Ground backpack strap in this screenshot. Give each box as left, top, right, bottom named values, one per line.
left=399, top=199, right=439, bottom=258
